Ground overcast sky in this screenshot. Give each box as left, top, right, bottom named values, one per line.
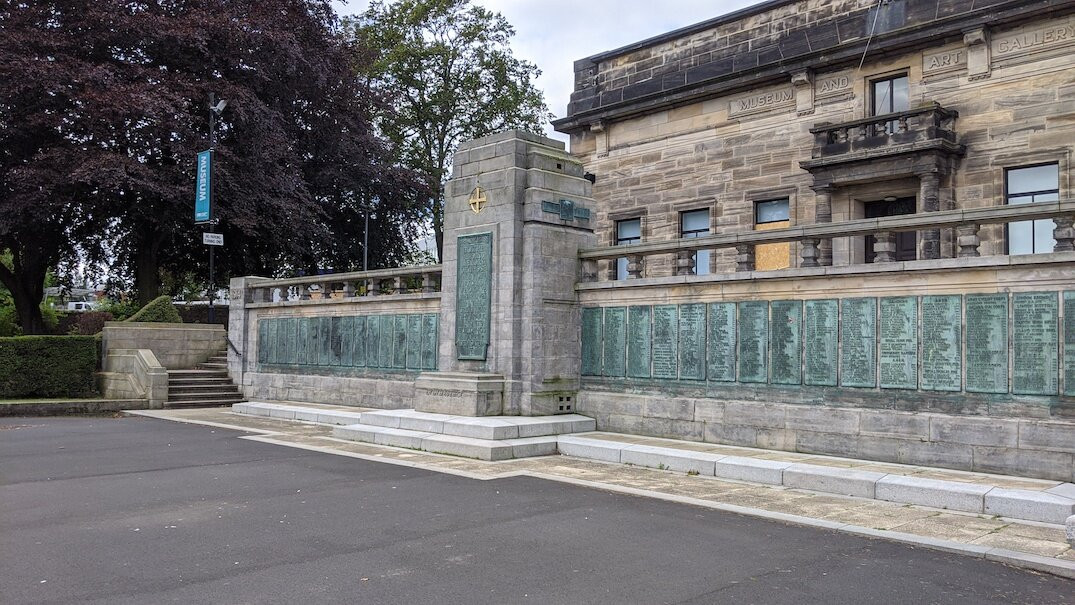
left=333, top=0, right=759, bottom=140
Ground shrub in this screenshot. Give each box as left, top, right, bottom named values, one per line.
left=0, top=303, right=62, bottom=336
left=125, top=295, right=182, bottom=323
left=66, top=311, right=114, bottom=335
left=0, top=335, right=98, bottom=398
left=97, top=299, right=140, bottom=321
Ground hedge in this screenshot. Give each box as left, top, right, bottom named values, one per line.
left=0, top=336, right=99, bottom=399
left=125, top=295, right=182, bottom=323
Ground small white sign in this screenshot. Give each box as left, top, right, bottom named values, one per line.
left=203, top=232, right=224, bottom=246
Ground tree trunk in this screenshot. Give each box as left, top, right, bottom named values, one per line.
left=135, top=236, right=162, bottom=306
left=432, top=194, right=444, bottom=262
left=0, top=254, right=47, bottom=335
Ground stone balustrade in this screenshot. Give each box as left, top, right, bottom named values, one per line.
left=242, top=265, right=442, bottom=305
left=809, top=103, right=959, bottom=157
left=579, top=200, right=1075, bottom=281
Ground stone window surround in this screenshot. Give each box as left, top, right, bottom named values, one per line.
left=607, top=208, right=649, bottom=246
left=993, top=149, right=1070, bottom=255
left=746, top=186, right=799, bottom=229
left=866, top=68, right=911, bottom=119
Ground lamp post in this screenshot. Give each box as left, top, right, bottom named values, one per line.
left=207, top=93, right=227, bottom=323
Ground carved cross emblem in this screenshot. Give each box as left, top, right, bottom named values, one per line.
left=468, top=186, right=487, bottom=214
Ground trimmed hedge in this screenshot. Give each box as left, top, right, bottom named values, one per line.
left=0, top=336, right=99, bottom=398
left=125, top=295, right=182, bottom=323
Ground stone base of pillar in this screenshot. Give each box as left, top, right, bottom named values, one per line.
left=414, top=371, right=505, bottom=416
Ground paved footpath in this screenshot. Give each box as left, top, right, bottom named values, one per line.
left=1, top=415, right=1073, bottom=604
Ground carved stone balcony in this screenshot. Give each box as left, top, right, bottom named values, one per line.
left=800, top=102, right=965, bottom=176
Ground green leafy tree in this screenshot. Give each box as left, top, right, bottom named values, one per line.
left=351, top=0, right=552, bottom=256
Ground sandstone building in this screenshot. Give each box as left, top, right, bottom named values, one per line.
left=553, top=0, right=1075, bottom=273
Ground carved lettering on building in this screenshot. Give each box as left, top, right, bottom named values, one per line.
left=729, top=87, right=794, bottom=117
left=994, top=22, right=1075, bottom=58
left=816, top=75, right=851, bottom=97
left=923, top=49, right=966, bottom=75
left=426, top=388, right=465, bottom=398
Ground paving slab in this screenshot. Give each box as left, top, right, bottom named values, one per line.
left=875, top=475, right=992, bottom=513
left=784, top=464, right=886, bottom=498
left=985, top=488, right=1075, bottom=524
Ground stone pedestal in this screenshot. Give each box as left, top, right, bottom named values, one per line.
left=413, top=372, right=504, bottom=416
left=417, top=130, right=596, bottom=416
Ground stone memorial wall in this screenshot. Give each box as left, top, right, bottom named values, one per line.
left=581, top=291, right=1073, bottom=400
left=257, top=314, right=439, bottom=373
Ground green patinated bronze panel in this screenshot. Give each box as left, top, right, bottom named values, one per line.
left=840, top=298, right=876, bottom=388
left=340, top=316, right=354, bottom=367
left=879, top=297, right=917, bottom=390
left=369, top=318, right=382, bottom=369
left=627, top=305, right=652, bottom=379
left=965, top=294, right=1007, bottom=393
left=318, top=317, right=331, bottom=366
left=455, top=232, right=493, bottom=360
left=1013, top=292, right=1058, bottom=395
left=707, top=302, right=736, bottom=382
left=421, top=314, right=438, bottom=370
left=602, top=307, right=627, bottom=378
left=297, top=317, right=309, bottom=365
left=581, top=307, right=603, bottom=376
left=803, top=300, right=837, bottom=386
left=378, top=315, right=394, bottom=369
left=352, top=316, right=367, bottom=367
left=406, top=315, right=422, bottom=370
left=1065, top=292, right=1075, bottom=396
left=284, top=318, right=298, bottom=365
left=679, top=304, right=707, bottom=381
left=770, top=300, right=801, bottom=385
left=393, top=315, right=408, bottom=369
left=738, top=301, right=768, bottom=383
left=652, top=305, right=678, bottom=379
left=921, top=295, right=961, bottom=392
left=328, top=316, right=343, bottom=366
left=270, top=319, right=283, bottom=365
left=257, top=319, right=268, bottom=364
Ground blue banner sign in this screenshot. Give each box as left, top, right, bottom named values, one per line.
left=194, top=149, right=212, bottom=223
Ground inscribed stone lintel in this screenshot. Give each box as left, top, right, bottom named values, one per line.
left=455, top=232, right=493, bottom=360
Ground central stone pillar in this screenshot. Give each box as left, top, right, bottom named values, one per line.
left=414, top=130, right=596, bottom=416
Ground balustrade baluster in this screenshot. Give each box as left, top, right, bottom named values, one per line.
left=581, top=259, right=598, bottom=282
left=367, top=278, right=380, bottom=296
left=299, top=284, right=311, bottom=300
left=675, top=250, right=695, bottom=276
left=1054, top=216, right=1075, bottom=252
left=873, top=231, right=896, bottom=262
left=422, top=272, right=436, bottom=293
left=735, top=244, right=755, bottom=272
left=956, top=223, right=981, bottom=257
left=800, top=238, right=820, bottom=267
left=626, top=254, right=643, bottom=279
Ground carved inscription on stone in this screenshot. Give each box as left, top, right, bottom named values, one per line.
left=840, top=298, right=876, bottom=388
left=652, top=305, right=679, bottom=379
left=994, top=21, right=1075, bottom=58
left=627, top=305, right=652, bottom=379
left=770, top=300, right=802, bottom=385
left=455, top=232, right=493, bottom=360
left=603, top=307, right=627, bottom=378
left=738, top=301, right=768, bottom=383
left=921, top=295, right=962, bottom=392
left=815, top=72, right=852, bottom=98
left=707, top=302, right=736, bottom=382
left=581, top=307, right=602, bottom=376
left=804, top=300, right=838, bottom=387
left=679, top=304, right=707, bottom=381
left=879, top=297, right=918, bottom=390
left=966, top=294, right=1007, bottom=393
left=729, top=87, right=794, bottom=118
left=1064, top=292, right=1075, bottom=396
left=1013, top=292, right=1059, bottom=395
left=420, top=314, right=438, bottom=370
left=923, top=48, right=966, bottom=75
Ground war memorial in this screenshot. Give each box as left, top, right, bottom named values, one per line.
left=226, top=0, right=1075, bottom=501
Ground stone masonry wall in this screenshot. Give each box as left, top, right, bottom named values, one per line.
left=564, top=6, right=1075, bottom=275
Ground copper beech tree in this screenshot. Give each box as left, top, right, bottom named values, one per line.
left=0, top=0, right=424, bottom=332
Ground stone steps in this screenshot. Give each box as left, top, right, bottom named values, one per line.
left=333, top=425, right=558, bottom=461
left=557, top=434, right=1075, bottom=525
left=165, top=350, right=243, bottom=409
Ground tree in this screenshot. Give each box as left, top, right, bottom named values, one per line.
left=1, top=0, right=425, bottom=328
left=351, top=0, right=551, bottom=256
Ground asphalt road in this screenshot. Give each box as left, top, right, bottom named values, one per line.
left=1, top=416, right=1072, bottom=605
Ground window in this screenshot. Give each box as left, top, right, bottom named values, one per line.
left=754, top=199, right=791, bottom=271
left=1006, top=163, right=1059, bottom=255
left=871, top=74, right=909, bottom=133
left=680, top=209, right=710, bottom=275
left=615, top=218, right=641, bottom=280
